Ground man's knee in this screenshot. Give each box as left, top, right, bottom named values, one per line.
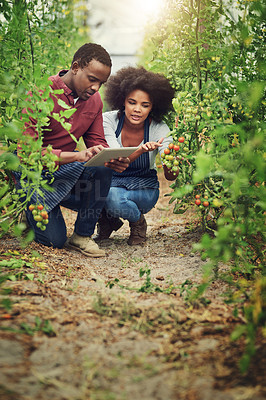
left=34, top=230, right=67, bottom=249
left=26, top=211, right=67, bottom=249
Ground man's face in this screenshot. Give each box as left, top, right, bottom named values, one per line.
left=71, top=59, right=111, bottom=100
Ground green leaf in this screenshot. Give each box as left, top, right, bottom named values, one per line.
left=60, top=108, right=76, bottom=119
left=231, top=324, right=247, bottom=341
left=0, top=152, right=20, bottom=170
left=193, top=151, right=214, bottom=183
left=57, top=99, right=71, bottom=109
left=7, top=275, right=17, bottom=282
left=25, top=274, right=34, bottom=281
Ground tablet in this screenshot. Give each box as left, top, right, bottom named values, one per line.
left=84, top=147, right=139, bottom=167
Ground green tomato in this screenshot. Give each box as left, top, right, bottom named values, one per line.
left=213, top=198, right=223, bottom=208
left=224, top=208, right=233, bottom=218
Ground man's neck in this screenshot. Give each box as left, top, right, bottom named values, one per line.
left=60, top=70, right=78, bottom=97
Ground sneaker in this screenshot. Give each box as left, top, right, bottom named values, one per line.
left=67, top=232, right=105, bottom=257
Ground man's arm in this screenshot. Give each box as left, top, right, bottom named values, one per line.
left=59, top=146, right=105, bottom=164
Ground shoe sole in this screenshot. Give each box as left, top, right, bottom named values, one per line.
left=127, top=238, right=147, bottom=246
left=66, top=242, right=106, bottom=258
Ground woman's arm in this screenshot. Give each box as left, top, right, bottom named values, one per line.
left=103, top=111, right=121, bottom=148
left=128, top=138, right=164, bottom=163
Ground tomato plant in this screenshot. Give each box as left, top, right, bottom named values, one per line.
left=0, top=0, right=90, bottom=239
left=141, top=0, right=265, bottom=371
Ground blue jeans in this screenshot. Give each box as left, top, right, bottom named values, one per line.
left=104, top=186, right=159, bottom=223
left=25, top=166, right=113, bottom=248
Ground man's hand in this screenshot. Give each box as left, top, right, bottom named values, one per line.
left=60, top=145, right=105, bottom=164
left=105, top=157, right=130, bottom=172
left=75, top=145, right=105, bottom=162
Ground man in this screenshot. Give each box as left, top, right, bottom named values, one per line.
left=18, top=43, right=129, bottom=257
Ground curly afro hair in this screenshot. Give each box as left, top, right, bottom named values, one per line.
left=104, top=66, right=175, bottom=122
left=71, top=43, right=112, bottom=69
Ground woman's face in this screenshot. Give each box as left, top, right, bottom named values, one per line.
left=124, top=89, right=153, bottom=126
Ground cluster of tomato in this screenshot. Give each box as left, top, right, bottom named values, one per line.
left=160, top=136, right=186, bottom=174
left=28, top=204, right=49, bottom=230
left=194, top=194, right=210, bottom=207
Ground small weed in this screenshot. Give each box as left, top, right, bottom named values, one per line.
left=131, top=256, right=143, bottom=264
left=120, top=256, right=130, bottom=268
left=179, top=279, right=194, bottom=300
left=106, top=266, right=165, bottom=294
left=1, top=316, right=56, bottom=336
left=92, top=294, right=112, bottom=316
left=120, top=255, right=143, bottom=269
left=66, top=267, right=73, bottom=277
left=138, top=267, right=163, bottom=293
left=65, top=279, right=79, bottom=292
left=1, top=297, right=13, bottom=311
left=0, top=251, right=48, bottom=284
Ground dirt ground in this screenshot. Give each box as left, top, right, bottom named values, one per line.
left=0, top=173, right=265, bottom=400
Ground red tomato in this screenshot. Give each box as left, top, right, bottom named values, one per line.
left=173, top=145, right=180, bottom=151
left=195, top=195, right=200, bottom=199
left=2, top=313, right=12, bottom=319
left=37, top=204, right=44, bottom=210
left=203, top=201, right=209, bottom=207
left=40, top=211, right=48, bottom=219
left=195, top=199, right=201, bottom=206
left=178, top=137, right=185, bottom=143
left=164, top=148, right=170, bottom=155
left=168, top=143, right=174, bottom=149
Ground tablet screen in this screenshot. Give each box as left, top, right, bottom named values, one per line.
left=84, top=147, right=139, bottom=167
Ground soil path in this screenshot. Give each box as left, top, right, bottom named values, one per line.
left=0, top=173, right=265, bottom=400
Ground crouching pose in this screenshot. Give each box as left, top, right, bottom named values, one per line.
left=14, top=43, right=129, bottom=257
left=96, top=66, right=176, bottom=245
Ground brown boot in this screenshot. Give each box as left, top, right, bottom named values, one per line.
left=95, top=209, right=123, bottom=241
left=127, top=214, right=147, bottom=245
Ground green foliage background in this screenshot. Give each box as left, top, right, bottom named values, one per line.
left=139, top=0, right=265, bottom=372
left=0, top=0, right=90, bottom=238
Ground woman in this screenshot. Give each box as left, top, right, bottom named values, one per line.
left=96, top=66, right=176, bottom=245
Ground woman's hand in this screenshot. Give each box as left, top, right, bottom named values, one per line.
left=140, top=137, right=164, bottom=152
left=105, top=157, right=130, bottom=173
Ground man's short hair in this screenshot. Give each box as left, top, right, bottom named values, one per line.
left=72, top=43, right=112, bottom=68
